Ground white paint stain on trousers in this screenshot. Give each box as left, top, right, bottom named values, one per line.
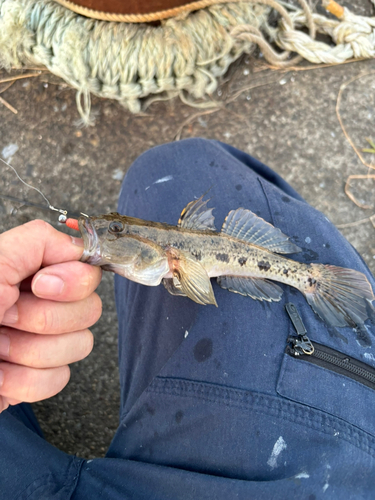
left=267, top=436, right=287, bottom=469
left=295, top=472, right=310, bottom=479
left=154, top=175, right=173, bottom=184
left=145, top=175, right=173, bottom=190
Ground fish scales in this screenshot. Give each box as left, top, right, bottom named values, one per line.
left=78, top=196, right=375, bottom=329
left=120, top=222, right=309, bottom=288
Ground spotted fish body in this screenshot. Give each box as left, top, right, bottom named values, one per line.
left=79, top=195, right=375, bottom=328
left=116, top=223, right=306, bottom=286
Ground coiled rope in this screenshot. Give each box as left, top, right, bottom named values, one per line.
left=1, top=0, right=374, bottom=122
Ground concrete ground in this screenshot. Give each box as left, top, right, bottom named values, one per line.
left=0, top=3, right=375, bottom=458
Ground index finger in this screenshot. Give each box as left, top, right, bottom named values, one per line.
left=0, top=220, right=84, bottom=288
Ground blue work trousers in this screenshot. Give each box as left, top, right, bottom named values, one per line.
left=1, top=139, right=375, bottom=499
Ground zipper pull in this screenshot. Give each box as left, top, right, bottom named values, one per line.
left=287, top=335, right=315, bottom=356
left=285, top=303, right=315, bottom=356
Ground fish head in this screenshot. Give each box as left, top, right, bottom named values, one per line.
left=79, top=213, right=138, bottom=267
left=78, top=213, right=169, bottom=285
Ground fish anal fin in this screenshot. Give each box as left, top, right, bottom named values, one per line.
left=304, top=264, right=375, bottom=327
left=167, top=248, right=217, bottom=306
left=217, top=275, right=283, bottom=302
left=221, top=208, right=301, bottom=254
left=178, top=194, right=216, bottom=231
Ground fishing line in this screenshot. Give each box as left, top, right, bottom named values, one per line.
left=0, top=157, right=89, bottom=220
left=0, top=193, right=83, bottom=218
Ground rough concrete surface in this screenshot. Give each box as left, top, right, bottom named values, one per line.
left=0, top=3, right=374, bottom=459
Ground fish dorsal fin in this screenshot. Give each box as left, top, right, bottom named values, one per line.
left=221, top=208, right=301, bottom=254
left=167, top=248, right=217, bottom=306
left=217, top=275, right=283, bottom=302
left=178, top=195, right=216, bottom=231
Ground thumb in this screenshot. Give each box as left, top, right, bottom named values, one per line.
left=0, top=220, right=84, bottom=320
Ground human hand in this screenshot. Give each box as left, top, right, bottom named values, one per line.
left=0, top=220, right=102, bottom=413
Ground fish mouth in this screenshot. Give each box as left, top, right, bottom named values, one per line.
left=79, top=217, right=102, bottom=265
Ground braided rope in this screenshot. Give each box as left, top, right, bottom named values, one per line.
left=1, top=0, right=374, bottom=122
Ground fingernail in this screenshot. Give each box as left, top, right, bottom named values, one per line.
left=0, top=370, right=3, bottom=387
left=71, top=236, right=84, bottom=247
left=33, top=274, right=65, bottom=297
left=2, top=305, right=18, bottom=325
left=0, top=335, right=10, bottom=357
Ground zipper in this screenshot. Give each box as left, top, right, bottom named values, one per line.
left=285, top=303, right=375, bottom=391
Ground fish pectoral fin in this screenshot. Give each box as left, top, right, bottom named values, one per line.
left=217, top=275, right=283, bottom=302
left=221, top=208, right=301, bottom=254
left=177, top=194, right=216, bottom=231
left=162, top=277, right=187, bottom=297
left=169, top=249, right=217, bottom=306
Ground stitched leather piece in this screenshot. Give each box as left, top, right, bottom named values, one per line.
left=56, top=0, right=199, bottom=15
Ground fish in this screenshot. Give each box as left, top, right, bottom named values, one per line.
left=78, top=194, right=375, bottom=328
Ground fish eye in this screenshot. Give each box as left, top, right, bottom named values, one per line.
left=109, top=221, right=124, bottom=233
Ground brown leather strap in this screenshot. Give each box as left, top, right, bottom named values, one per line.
left=53, top=0, right=224, bottom=22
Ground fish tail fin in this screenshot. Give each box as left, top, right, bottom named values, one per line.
left=303, top=264, right=375, bottom=327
